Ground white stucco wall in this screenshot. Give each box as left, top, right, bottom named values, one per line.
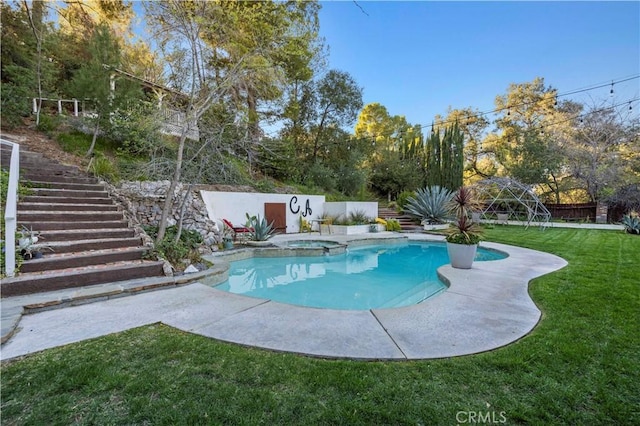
left=323, top=202, right=379, bottom=222
left=199, top=191, right=326, bottom=233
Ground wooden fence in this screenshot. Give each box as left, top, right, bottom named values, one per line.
left=544, top=203, right=597, bottom=222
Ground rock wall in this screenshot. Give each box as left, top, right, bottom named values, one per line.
left=106, top=180, right=222, bottom=252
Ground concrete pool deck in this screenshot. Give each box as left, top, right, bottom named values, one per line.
left=1, top=233, right=567, bottom=361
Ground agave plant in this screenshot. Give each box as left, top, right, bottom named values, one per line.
left=245, top=213, right=275, bottom=241
left=621, top=211, right=640, bottom=235
left=404, top=186, right=454, bottom=225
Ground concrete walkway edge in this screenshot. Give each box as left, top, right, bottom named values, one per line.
left=1, top=233, right=567, bottom=361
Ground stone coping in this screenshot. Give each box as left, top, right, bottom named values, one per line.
left=1, top=233, right=568, bottom=361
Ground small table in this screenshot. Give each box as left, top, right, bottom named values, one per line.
left=310, top=219, right=330, bottom=234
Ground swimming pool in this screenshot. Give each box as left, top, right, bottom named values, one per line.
left=215, top=242, right=507, bottom=310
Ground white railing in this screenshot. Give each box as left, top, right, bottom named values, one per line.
left=1, top=139, right=19, bottom=277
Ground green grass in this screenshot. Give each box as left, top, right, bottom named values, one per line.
left=1, top=228, right=639, bottom=425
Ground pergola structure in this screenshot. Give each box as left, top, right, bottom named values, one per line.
left=472, top=177, right=551, bottom=229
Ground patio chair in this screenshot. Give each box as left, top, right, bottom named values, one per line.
left=222, top=218, right=253, bottom=241
left=496, top=213, right=509, bottom=225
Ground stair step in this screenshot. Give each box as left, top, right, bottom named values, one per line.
left=2, top=143, right=166, bottom=297
left=0, top=261, right=166, bottom=297
left=18, top=202, right=119, bottom=212
left=21, top=166, right=83, bottom=176
left=21, top=174, right=98, bottom=184
left=22, top=195, right=114, bottom=205
left=38, top=228, right=135, bottom=242
left=19, top=247, right=148, bottom=273
left=24, top=180, right=105, bottom=191
left=42, top=237, right=142, bottom=254
left=18, top=210, right=124, bottom=222
left=19, top=220, right=130, bottom=230
left=23, top=172, right=89, bottom=182
left=31, top=188, right=109, bottom=198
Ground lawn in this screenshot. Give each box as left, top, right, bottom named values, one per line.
left=1, top=227, right=638, bottom=425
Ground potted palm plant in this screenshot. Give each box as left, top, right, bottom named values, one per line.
left=445, top=186, right=484, bottom=269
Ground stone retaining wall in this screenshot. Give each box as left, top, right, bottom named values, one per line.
left=106, top=180, right=222, bottom=252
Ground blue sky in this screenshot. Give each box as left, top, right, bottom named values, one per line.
left=318, top=1, right=640, bottom=129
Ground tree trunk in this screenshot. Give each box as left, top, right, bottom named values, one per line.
left=174, top=184, right=194, bottom=243
left=156, top=130, right=188, bottom=244
left=312, top=105, right=330, bottom=162
left=86, top=121, right=100, bottom=157
left=24, top=0, right=44, bottom=126
left=246, top=88, right=260, bottom=175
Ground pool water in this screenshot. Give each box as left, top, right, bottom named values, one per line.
left=215, top=242, right=506, bottom=310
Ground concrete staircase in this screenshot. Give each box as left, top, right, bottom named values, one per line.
left=378, top=207, right=423, bottom=232
left=1, top=146, right=165, bottom=297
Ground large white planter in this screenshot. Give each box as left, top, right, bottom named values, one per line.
left=330, top=224, right=371, bottom=235
left=446, top=242, right=478, bottom=269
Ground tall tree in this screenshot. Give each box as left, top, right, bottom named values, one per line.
left=424, top=122, right=464, bottom=191
left=310, top=70, right=363, bottom=161
left=210, top=0, right=323, bottom=173
left=354, top=103, right=396, bottom=148
left=23, top=0, right=46, bottom=126
left=69, top=23, right=140, bottom=157
left=145, top=0, right=246, bottom=243
left=434, top=106, right=489, bottom=181
left=566, top=103, right=638, bottom=202
left=1, top=2, right=38, bottom=127
left=484, top=77, right=572, bottom=197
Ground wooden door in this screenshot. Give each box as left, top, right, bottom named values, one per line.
left=265, top=203, right=287, bottom=234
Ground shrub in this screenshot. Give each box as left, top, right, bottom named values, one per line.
left=107, top=104, right=162, bottom=157
left=88, top=153, right=119, bottom=182
left=299, top=216, right=311, bottom=233
left=144, top=225, right=203, bottom=269
left=396, top=190, right=415, bottom=212
left=254, top=179, right=275, bottom=193
left=0, top=67, right=32, bottom=129
left=56, top=131, right=92, bottom=155
left=36, top=114, right=61, bottom=133
left=335, top=165, right=367, bottom=197
left=385, top=218, right=402, bottom=232
left=348, top=209, right=371, bottom=225
left=305, top=161, right=336, bottom=191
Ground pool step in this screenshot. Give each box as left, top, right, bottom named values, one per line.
left=378, top=281, right=446, bottom=309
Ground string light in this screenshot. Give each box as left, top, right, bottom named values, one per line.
left=338, top=77, right=639, bottom=145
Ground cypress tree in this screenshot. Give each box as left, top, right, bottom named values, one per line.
left=424, top=121, right=464, bottom=191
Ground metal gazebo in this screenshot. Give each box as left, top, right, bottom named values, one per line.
left=472, top=177, right=551, bottom=229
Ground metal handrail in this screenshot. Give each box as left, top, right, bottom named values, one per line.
left=1, top=138, right=19, bottom=277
